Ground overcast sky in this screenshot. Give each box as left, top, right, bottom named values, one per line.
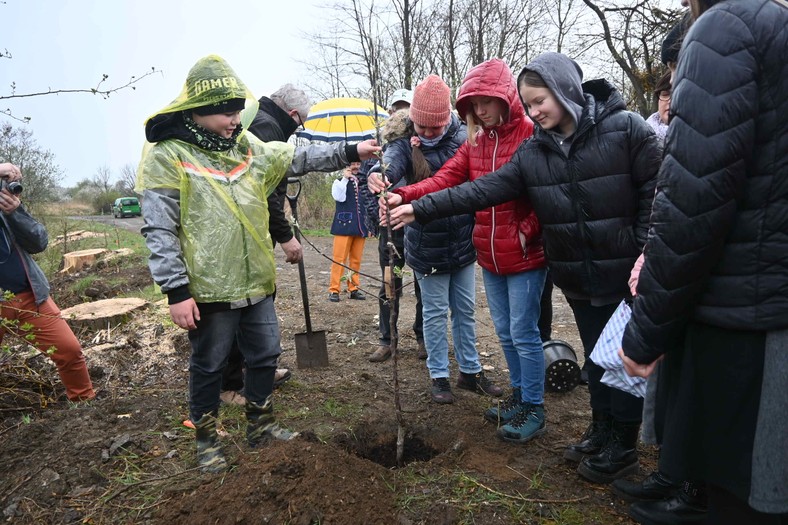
left=2, top=0, right=326, bottom=186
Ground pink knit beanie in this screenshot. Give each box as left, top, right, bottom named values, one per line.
left=409, top=75, right=451, bottom=128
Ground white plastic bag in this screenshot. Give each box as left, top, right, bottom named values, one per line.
left=589, top=300, right=647, bottom=398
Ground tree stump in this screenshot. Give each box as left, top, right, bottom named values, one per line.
left=60, top=298, right=149, bottom=330
left=61, top=248, right=109, bottom=273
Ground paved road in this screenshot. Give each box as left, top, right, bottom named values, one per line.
left=72, top=215, right=145, bottom=235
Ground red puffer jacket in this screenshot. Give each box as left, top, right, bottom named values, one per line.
left=396, top=58, right=545, bottom=275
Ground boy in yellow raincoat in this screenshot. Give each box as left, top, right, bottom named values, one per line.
left=136, top=55, right=379, bottom=472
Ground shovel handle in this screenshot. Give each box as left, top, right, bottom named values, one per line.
left=285, top=177, right=314, bottom=333
left=285, top=177, right=301, bottom=214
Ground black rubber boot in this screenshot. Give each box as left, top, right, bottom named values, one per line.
left=628, top=481, right=708, bottom=525
left=563, top=410, right=612, bottom=462
left=612, top=470, right=678, bottom=502
left=246, top=397, right=298, bottom=448
left=194, top=411, right=227, bottom=473
left=577, top=420, right=640, bottom=484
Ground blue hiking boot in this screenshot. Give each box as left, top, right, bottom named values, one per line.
left=484, top=387, right=522, bottom=424
left=497, top=404, right=546, bottom=443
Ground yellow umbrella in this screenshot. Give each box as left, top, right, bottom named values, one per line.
left=297, top=97, right=387, bottom=142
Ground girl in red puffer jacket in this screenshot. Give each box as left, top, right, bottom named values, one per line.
left=370, top=59, right=549, bottom=444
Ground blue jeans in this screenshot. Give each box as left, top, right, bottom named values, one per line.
left=483, top=268, right=547, bottom=404
left=415, top=263, right=480, bottom=379
left=188, top=297, right=281, bottom=421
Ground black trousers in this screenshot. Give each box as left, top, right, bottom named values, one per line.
left=538, top=270, right=554, bottom=342
left=566, top=297, right=643, bottom=422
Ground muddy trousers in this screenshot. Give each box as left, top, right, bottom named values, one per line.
left=566, top=297, right=643, bottom=422
left=188, top=297, right=280, bottom=422
left=0, top=291, right=95, bottom=401
left=328, top=235, right=366, bottom=294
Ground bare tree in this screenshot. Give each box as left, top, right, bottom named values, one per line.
left=1, top=68, right=160, bottom=124
left=0, top=124, right=62, bottom=209
left=580, top=0, right=681, bottom=115
left=542, top=0, right=584, bottom=53
left=91, top=165, right=119, bottom=214
left=116, top=163, right=139, bottom=197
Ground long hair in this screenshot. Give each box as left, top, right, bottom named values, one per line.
left=410, top=144, right=433, bottom=184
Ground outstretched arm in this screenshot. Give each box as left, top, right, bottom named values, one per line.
left=395, top=143, right=471, bottom=203
left=411, top=148, right=527, bottom=223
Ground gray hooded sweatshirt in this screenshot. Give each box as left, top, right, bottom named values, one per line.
left=519, top=52, right=585, bottom=155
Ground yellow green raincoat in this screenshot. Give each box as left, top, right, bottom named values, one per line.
left=136, top=55, right=297, bottom=303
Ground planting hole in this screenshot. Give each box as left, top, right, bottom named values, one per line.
left=335, top=425, right=440, bottom=468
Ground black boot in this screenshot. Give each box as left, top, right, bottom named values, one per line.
left=194, top=411, right=227, bottom=473
left=564, top=410, right=612, bottom=462
left=246, top=397, right=298, bottom=448
left=612, top=470, right=678, bottom=502
left=628, top=481, right=707, bottom=525
left=577, top=420, right=640, bottom=484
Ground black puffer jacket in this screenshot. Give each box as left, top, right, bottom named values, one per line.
left=623, top=0, right=788, bottom=364
left=412, top=79, right=660, bottom=300
left=383, top=113, right=475, bottom=275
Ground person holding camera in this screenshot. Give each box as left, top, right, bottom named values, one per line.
left=0, top=162, right=96, bottom=403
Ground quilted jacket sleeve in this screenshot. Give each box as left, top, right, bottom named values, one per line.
left=622, top=7, right=760, bottom=364
left=412, top=146, right=527, bottom=223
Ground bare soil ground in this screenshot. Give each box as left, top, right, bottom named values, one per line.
left=0, top=234, right=654, bottom=524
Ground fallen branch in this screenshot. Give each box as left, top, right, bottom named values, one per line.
left=460, top=474, right=589, bottom=504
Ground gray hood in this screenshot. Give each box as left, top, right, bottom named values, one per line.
left=519, top=52, right=585, bottom=130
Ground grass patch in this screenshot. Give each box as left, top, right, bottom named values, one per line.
left=395, top=468, right=588, bottom=525
left=299, top=228, right=331, bottom=238
left=72, top=275, right=101, bottom=298
left=131, top=283, right=166, bottom=303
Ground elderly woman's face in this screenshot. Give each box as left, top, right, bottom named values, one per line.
left=658, top=90, right=671, bottom=124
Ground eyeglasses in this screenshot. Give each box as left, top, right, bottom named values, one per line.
left=658, top=91, right=671, bottom=101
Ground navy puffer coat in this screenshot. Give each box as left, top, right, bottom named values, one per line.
left=382, top=113, right=475, bottom=275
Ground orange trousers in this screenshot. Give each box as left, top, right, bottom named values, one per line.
left=328, top=235, right=366, bottom=294
left=0, top=291, right=95, bottom=401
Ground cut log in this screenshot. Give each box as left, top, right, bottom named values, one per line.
left=51, top=230, right=104, bottom=246
left=60, top=298, right=149, bottom=330
left=61, top=248, right=109, bottom=273
left=97, top=248, right=135, bottom=268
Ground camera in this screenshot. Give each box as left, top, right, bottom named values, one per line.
left=0, top=178, right=23, bottom=195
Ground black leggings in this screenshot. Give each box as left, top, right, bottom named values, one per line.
left=566, top=297, right=643, bottom=422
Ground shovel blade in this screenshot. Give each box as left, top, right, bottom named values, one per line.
left=294, top=330, right=329, bottom=368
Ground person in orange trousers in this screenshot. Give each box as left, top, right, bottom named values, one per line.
left=328, top=162, right=369, bottom=302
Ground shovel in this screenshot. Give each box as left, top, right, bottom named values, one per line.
left=285, top=178, right=329, bottom=368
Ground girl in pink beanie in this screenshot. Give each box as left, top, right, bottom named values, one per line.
left=374, top=59, right=549, bottom=444
left=369, top=74, right=503, bottom=405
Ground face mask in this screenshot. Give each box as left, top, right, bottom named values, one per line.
left=418, top=129, right=446, bottom=147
